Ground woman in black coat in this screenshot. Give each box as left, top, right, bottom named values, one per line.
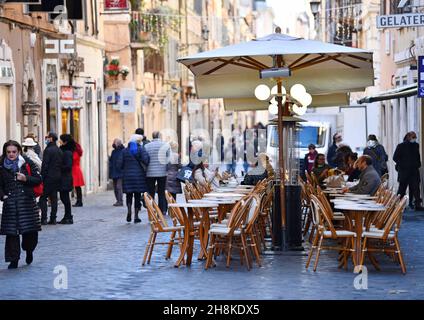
left=0, top=140, right=42, bottom=269
left=58, top=134, right=75, bottom=225
left=118, top=139, right=149, bottom=223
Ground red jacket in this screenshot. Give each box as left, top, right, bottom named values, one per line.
left=72, top=143, right=85, bottom=187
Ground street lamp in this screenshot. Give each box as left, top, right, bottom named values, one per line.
left=310, top=0, right=321, bottom=16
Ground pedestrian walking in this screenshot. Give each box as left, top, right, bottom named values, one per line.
left=135, top=128, right=150, bottom=146
left=225, top=137, right=237, bottom=175
left=24, top=133, right=42, bottom=158
left=119, top=134, right=150, bottom=223
left=363, top=134, right=388, bottom=176
left=166, top=141, right=182, bottom=201
left=0, top=140, right=42, bottom=269
left=393, top=131, right=424, bottom=211
left=39, top=132, right=63, bottom=225
left=145, top=131, right=170, bottom=215
left=22, top=137, right=42, bottom=170
left=72, top=141, right=85, bottom=207
left=327, top=133, right=343, bottom=168
left=109, top=138, right=125, bottom=206
left=58, top=134, right=74, bottom=224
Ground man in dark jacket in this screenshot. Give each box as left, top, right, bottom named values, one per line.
left=135, top=128, right=150, bottom=146
left=109, top=138, right=125, bottom=206
left=39, top=132, right=63, bottom=225
left=393, top=131, right=424, bottom=211
left=363, top=134, right=388, bottom=176
left=343, top=155, right=381, bottom=195
left=327, top=133, right=342, bottom=168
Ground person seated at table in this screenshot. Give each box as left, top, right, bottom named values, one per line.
left=312, top=153, right=331, bottom=185
left=258, top=152, right=275, bottom=179
left=342, top=155, right=381, bottom=195
left=192, top=161, right=221, bottom=189
left=241, top=161, right=268, bottom=185
left=345, top=152, right=361, bottom=182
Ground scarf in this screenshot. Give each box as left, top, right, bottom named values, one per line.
left=4, top=157, right=19, bottom=173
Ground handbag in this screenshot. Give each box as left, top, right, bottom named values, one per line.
left=25, top=163, right=44, bottom=197
left=176, top=166, right=194, bottom=183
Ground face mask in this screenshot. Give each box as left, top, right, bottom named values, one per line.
left=367, top=140, right=376, bottom=147
left=411, top=139, right=417, bottom=143
left=45, top=139, right=50, bottom=145
left=336, top=141, right=343, bottom=147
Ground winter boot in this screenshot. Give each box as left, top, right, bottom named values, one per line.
left=126, top=206, right=132, bottom=222
left=134, top=209, right=141, bottom=224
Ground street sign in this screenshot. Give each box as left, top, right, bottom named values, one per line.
left=377, top=13, right=424, bottom=29
left=418, top=56, right=424, bottom=98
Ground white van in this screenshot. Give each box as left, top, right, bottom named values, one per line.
left=266, top=121, right=331, bottom=172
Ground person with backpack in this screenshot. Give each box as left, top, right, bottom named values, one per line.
left=118, top=134, right=150, bottom=223
left=363, top=134, right=388, bottom=176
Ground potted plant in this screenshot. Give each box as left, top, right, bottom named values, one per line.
left=107, top=57, right=120, bottom=80
left=120, top=65, right=130, bottom=80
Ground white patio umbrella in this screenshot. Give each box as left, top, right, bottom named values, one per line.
left=177, top=29, right=374, bottom=235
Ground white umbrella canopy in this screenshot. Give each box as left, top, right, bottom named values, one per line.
left=177, top=32, right=374, bottom=105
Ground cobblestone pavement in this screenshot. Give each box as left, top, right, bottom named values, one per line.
left=0, top=191, right=423, bottom=300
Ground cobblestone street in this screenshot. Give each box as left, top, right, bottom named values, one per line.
left=0, top=191, right=423, bottom=300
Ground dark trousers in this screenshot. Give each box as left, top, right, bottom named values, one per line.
left=5, top=232, right=38, bottom=262
left=146, top=176, right=167, bottom=214
left=39, top=191, right=58, bottom=220
left=398, top=171, right=422, bottom=206
left=75, top=187, right=83, bottom=204
left=170, top=193, right=177, bottom=201
left=113, top=178, right=123, bottom=204
left=60, top=191, right=72, bottom=219
left=126, top=192, right=142, bottom=211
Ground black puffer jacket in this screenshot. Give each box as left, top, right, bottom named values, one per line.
left=60, top=146, right=74, bottom=192
left=0, top=156, right=42, bottom=235
left=41, top=142, right=63, bottom=194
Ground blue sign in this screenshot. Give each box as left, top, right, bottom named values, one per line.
left=419, top=56, right=424, bottom=98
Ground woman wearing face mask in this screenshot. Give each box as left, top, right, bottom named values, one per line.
left=0, top=140, right=42, bottom=269
left=312, top=153, right=332, bottom=185
left=363, top=134, right=388, bottom=176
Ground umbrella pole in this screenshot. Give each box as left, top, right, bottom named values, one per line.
left=277, top=78, right=287, bottom=249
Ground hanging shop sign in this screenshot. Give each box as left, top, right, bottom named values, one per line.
left=377, top=13, right=424, bottom=29
left=119, top=88, right=136, bottom=113
left=104, top=0, right=128, bottom=10
left=418, top=56, right=424, bottom=98
left=60, top=86, right=82, bottom=109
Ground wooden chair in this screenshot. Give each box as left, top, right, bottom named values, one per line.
left=205, top=196, right=252, bottom=270
left=306, top=195, right=356, bottom=271
left=142, top=193, right=184, bottom=265
left=360, top=196, right=407, bottom=274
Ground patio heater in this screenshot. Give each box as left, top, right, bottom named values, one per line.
left=255, top=74, right=311, bottom=251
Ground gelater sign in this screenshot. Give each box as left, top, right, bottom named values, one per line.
left=377, top=13, right=424, bottom=28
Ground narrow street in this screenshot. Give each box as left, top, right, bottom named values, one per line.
left=0, top=191, right=423, bottom=300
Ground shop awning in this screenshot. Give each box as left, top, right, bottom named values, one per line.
left=357, top=83, right=417, bottom=104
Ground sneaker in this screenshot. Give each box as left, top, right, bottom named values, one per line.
left=113, top=202, right=124, bottom=207
left=134, top=217, right=142, bottom=223
left=47, top=219, right=57, bottom=225
left=8, top=261, right=18, bottom=269
left=73, top=202, right=83, bottom=207
left=26, top=251, right=33, bottom=265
